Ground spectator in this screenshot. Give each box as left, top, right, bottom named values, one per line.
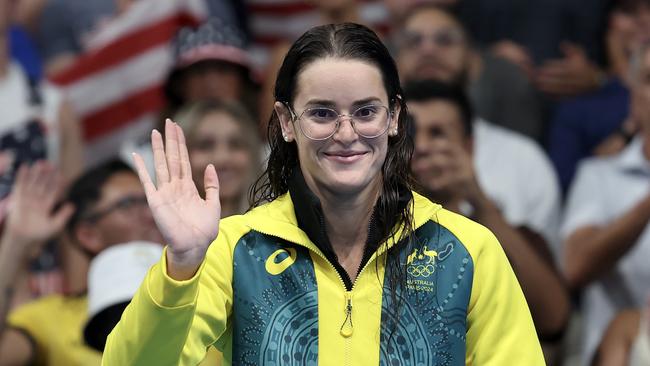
left=173, top=100, right=261, bottom=217
left=0, top=0, right=83, bottom=189
left=0, top=159, right=162, bottom=365
left=548, top=0, right=650, bottom=193
left=394, top=4, right=545, bottom=141
left=561, top=41, right=650, bottom=365
left=405, top=80, right=569, bottom=362
left=164, top=18, right=258, bottom=123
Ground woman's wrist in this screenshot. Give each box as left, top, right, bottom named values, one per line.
left=165, top=247, right=206, bottom=281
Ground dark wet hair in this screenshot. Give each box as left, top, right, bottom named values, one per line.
left=403, top=79, right=474, bottom=136
left=250, top=22, right=417, bottom=336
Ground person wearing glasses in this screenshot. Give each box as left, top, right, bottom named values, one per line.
left=394, top=3, right=544, bottom=142
left=0, top=160, right=163, bottom=366
left=103, top=23, right=544, bottom=365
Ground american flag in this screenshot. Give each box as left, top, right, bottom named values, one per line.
left=48, top=0, right=208, bottom=167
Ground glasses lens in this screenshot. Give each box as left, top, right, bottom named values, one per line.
left=352, top=105, right=390, bottom=138
left=299, top=107, right=339, bottom=139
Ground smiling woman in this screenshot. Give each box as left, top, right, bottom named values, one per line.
left=102, top=23, right=545, bottom=366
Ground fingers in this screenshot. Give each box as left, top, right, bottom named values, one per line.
left=132, top=152, right=157, bottom=199
left=175, top=124, right=192, bottom=180
left=152, top=129, right=170, bottom=184
left=165, top=119, right=181, bottom=180
left=203, top=164, right=221, bottom=208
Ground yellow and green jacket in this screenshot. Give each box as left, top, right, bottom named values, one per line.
left=103, top=188, right=544, bottom=365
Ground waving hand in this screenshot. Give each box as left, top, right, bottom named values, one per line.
left=132, top=119, right=221, bottom=280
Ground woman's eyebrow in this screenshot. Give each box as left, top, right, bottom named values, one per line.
left=303, top=97, right=384, bottom=109
left=351, top=97, right=383, bottom=108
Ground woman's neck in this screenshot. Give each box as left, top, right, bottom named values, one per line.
left=305, top=176, right=380, bottom=250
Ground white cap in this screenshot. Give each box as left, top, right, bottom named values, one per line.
left=86, top=241, right=162, bottom=319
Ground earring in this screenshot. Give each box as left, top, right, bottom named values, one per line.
left=282, top=133, right=289, bottom=142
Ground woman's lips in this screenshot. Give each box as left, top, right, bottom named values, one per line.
left=323, top=151, right=367, bottom=163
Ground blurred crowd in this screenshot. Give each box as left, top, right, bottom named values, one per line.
left=0, top=0, right=650, bottom=365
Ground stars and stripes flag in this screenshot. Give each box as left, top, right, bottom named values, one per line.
left=48, top=0, right=208, bottom=167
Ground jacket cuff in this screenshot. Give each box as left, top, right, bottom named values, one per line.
left=146, top=246, right=203, bottom=309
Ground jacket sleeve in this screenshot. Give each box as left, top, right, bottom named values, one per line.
left=102, top=219, right=242, bottom=366
left=465, top=228, right=545, bottom=365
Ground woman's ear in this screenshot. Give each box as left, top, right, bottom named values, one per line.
left=389, top=100, right=401, bottom=137
left=274, top=101, right=296, bottom=142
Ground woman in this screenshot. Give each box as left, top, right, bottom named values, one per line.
left=103, top=23, right=544, bottom=365
left=174, top=101, right=261, bottom=217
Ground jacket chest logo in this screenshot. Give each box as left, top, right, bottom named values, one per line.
left=406, top=245, right=438, bottom=278
left=265, top=247, right=298, bottom=275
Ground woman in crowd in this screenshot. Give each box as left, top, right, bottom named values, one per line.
left=173, top=100, right=261, bottom=217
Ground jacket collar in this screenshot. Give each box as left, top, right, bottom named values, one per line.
left=244, top=171, right=441, bottom=257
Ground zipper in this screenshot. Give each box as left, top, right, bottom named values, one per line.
left=249, top=212, right=432, bottom=365
left=340, top=292, right=353, bottom=337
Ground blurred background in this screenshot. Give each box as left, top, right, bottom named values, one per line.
left=0, top=0, right=649, bottom=365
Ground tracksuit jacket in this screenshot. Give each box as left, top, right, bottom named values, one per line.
left=103, top=173, right=544, bottom=365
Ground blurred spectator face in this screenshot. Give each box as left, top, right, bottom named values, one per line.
left=409, top=98, right=471, bottom=199
left=188, top=111, right=254, bottom=203
left=79, top=172, right=163, bottom=253
left=611, top=2, right=650, bottom=55
left=181, top=60, right=245, bottom=103
left=396, top=7, right=469, bottom=83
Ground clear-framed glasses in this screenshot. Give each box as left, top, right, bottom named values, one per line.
left=286, top=103, right=392, bottom=140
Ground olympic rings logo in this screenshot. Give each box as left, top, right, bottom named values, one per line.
left=407, top=264, right=435, bottom=277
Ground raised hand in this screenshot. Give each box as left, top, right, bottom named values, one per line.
left=132, top=119, right=221, bottom=280
left=3, top=161, right=74, bottom=260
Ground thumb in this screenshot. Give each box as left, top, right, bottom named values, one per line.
left=203, top=164, right=221, bottom=207
left=52, top=203, right=75, bottom=232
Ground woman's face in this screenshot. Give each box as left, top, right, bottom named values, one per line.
left=277, top=58, right=399, bottom=198
left=188, top=111, right=254, bottom=202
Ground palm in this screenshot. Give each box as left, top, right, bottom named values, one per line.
left=4, top=162, right=74, bottom=257
left=133, top=120, right=221, bottom=265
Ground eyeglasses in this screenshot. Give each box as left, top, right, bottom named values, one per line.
left=82, top=195, right=149, bottom=222
left=286, top=104, right=392, bottom=140
left=399, top=28, right=465, bottom=49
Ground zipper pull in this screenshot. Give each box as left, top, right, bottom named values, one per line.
left=340, top=292, right=353, bottom=337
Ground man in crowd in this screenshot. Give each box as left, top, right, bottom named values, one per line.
left=404, top=80, right=569, bottom=360
left=562, top=42, right=650, bottom=365
left=394, top=3, right=544, bottom=141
